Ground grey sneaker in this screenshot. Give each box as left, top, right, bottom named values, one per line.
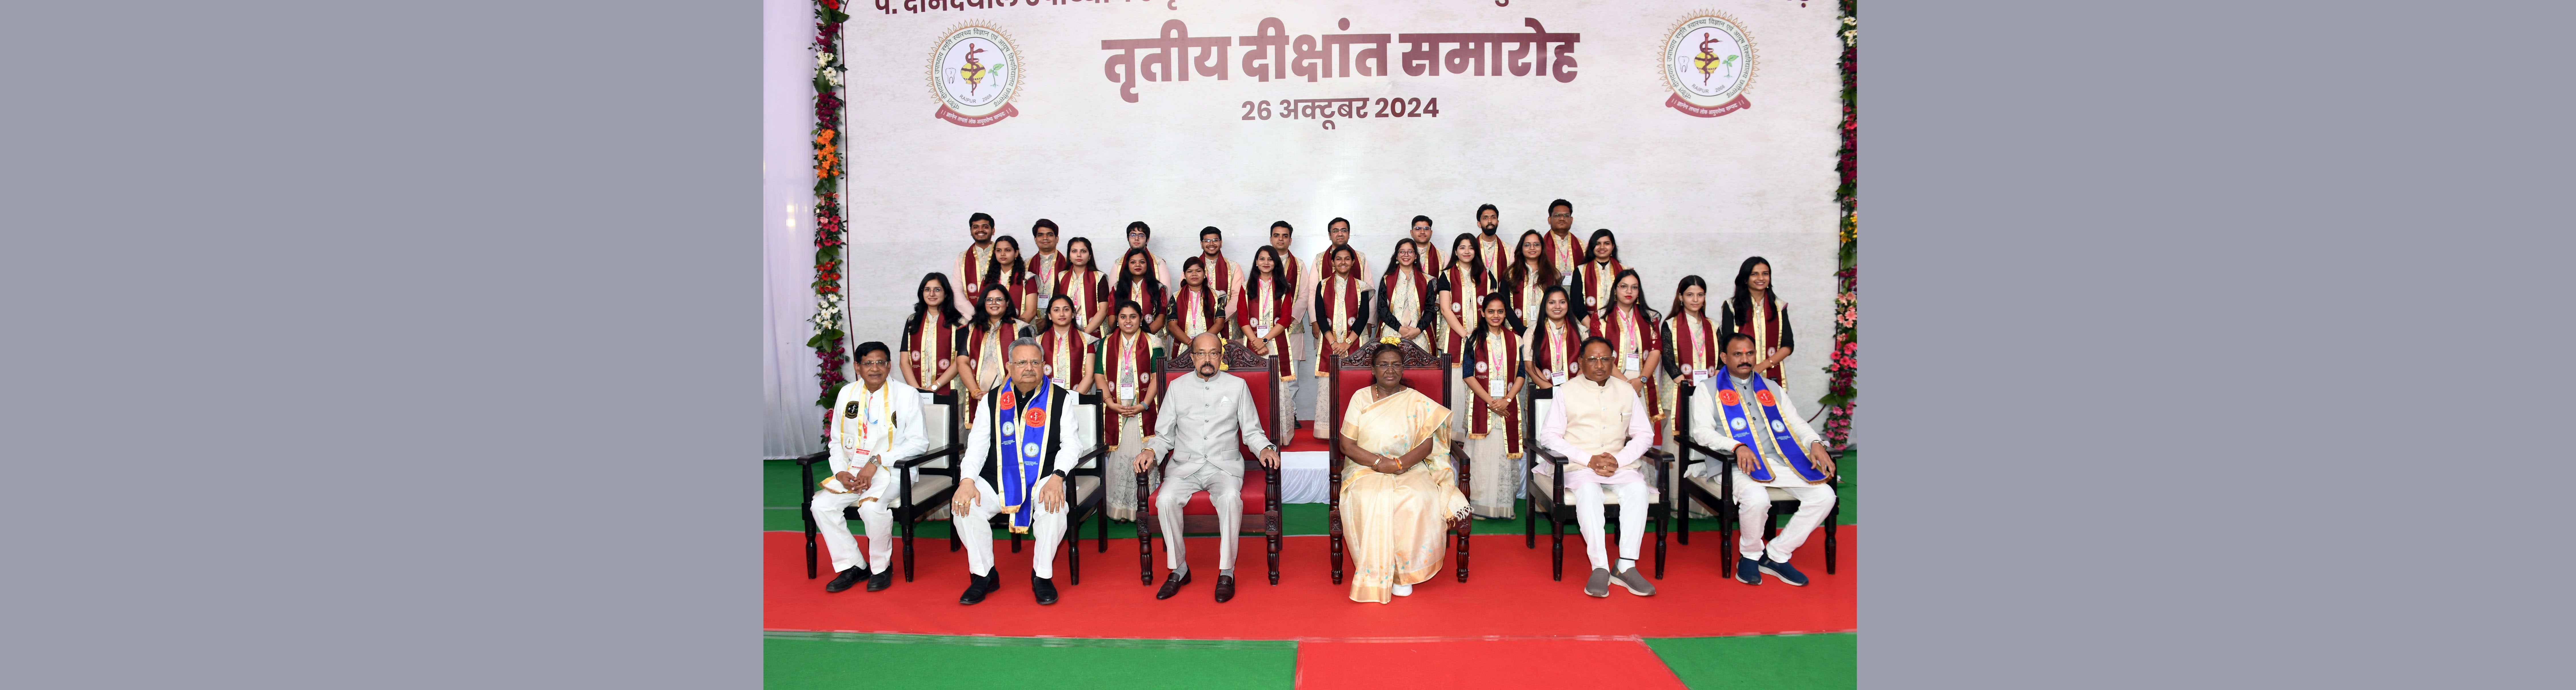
left=1584, top=568, right=1612, bottom=597
left=1612, top=567, right=1656, bottom=596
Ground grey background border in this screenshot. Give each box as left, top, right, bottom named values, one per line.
left=4, top=0, right=2569, bottom=687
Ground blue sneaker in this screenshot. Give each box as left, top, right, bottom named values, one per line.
left=1735, top=556, right=1762, bottom=585
left=1758, top=557, right=1808, bottom=586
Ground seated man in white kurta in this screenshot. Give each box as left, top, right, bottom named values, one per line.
left=1136, top=332, right=1281, bottom=603
left=1535, top=337, right=1658, bottom=598
left=812, top=341, right=929, bottom=593
left=1689, top=332, right=1839, bottom=587
left=949, top=338, right=1093, bottom=605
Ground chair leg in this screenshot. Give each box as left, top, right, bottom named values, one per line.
left=1097, top=505, right=1109, bottom=552
left=804, top=525, right=819, bottom=580
left=1524, top=500, right=1536, bottom=549
left=1654, top=506, right=1668, bottom=579
left=901, top=518, right=917, bottom=582
left=1268, top=506, right=1281, bottom=585
left=1456, top=513, right=1471, bottom=583
left=1675, top=496, right=1691, bottom=546
left=949, top=529, right=961, bottom=553
left=1009, top=529, right=1021, bottom=554
left=1549, top=511, right=1564, bottom=581
left=1825, top=510, right=1840, bottom=575
left=1137, top=509, right=1155, bottom=586
left=1068, top=523, right=1082, bottom=586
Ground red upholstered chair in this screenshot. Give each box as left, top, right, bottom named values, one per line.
left=1135, top=342, right=1287, bottom=585
left=1325, top=340, right=1470, bottom=584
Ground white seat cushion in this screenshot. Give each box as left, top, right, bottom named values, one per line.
left=1528, top=464, right=1646, bottom=505
left=1682, top=474, right=1813, bottom=503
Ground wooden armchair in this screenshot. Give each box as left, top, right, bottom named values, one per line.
left=1325, top=340, right=1471, bottom=585
left=799, top=390, right=966, bottom=582
left=937, top=388, right=1110, bottom=584
left=1135, top=342, right=1286, bottom=585
left=1670, top=380, right=1841, bottom=575
left=1521, top=384, right=1673, bottom=581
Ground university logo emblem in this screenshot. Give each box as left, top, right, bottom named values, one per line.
left=1660, top=13, right=1757, bottom=118
left=928, top=24, right=1023, bottom=127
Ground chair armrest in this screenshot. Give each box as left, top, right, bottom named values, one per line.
left=1639, top=447, right=1673, bottom=474
left=793, top=450, right=829, bottom=466
left=1069, top=446, right=1105, bottom=472
left=893, top=443, right=963, bottom=470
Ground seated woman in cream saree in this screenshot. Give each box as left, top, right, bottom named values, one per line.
left=1338, top=344, right=1473, bottom=604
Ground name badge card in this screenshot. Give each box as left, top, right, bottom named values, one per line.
left=1621, top=354, right=1641, bottom=374
left=1255, top=324, right=1270, bottom=340
left=919, top=392, right=935, bottom=406
left=1550, top=372, right=1567, bottom=386
left=1487, top=376, right=1506, bottom=398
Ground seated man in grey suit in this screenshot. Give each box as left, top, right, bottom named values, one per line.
left=1134, top=332, right=1281, bottom=603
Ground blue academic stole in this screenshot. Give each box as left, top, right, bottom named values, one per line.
left=1715, top=376, right=1826, bottom=483
left=994, top=383, right=1055, bottom=532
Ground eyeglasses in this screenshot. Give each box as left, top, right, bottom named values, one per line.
left=857, top=359, right=890, bottom=367
left=1191, top=349, right=1223, bottom=356
left=1581, top=355, right=1617, bottom=363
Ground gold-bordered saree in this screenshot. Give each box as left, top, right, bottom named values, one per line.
left=1338, top=385, right=1472, bottom=604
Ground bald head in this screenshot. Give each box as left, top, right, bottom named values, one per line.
left=1189, top=332, right=1224, bottom=378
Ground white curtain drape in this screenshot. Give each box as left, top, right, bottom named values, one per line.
left=763, top=0, right=827, bottom=458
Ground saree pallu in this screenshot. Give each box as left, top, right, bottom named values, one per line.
left=1339, top=386, right=1469, bottom=603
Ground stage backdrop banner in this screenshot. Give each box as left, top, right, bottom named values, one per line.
left=769, top=0, right=1844, bottom=457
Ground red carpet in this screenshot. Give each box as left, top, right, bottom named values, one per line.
left=763, top=526, right=1854, bottom=639
left=1295, top=637, right=1687, bottom=689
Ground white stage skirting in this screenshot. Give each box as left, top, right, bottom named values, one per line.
left=1277, top=451, right=1331, bottom=504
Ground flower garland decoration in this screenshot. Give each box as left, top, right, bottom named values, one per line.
left=807, top=0, right=853, bottom=441
left=1817, top=1, right=1858, bottom=450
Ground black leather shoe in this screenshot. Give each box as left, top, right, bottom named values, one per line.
left=1155, top=570, right=1192, bottom=600
left=1032, top=573, right=1060, bottom=605
left=825, top=566, right=867, bottom=593
left=1213, top=574, right=1236, bottom=603
left=959, top=571, right=997, bottom=605
left=864, top=569, right=893, bottom=592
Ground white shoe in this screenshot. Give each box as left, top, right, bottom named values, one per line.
left=1392, top=583, right=1413, bottom=597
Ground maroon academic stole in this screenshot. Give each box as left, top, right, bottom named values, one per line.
left=1440, top=265, right=1479, bottom=356
left=1175, top=285, right=1217, bottom=337
left=1318, top=274, right=1363, bottom=354
left=1238, top=276, right=1292, bottom=356
left=1739, top=297, right=1788, bottom=384
left=911, top=312, right=954, bottom=394
left=1103, top=331, right=1156, bottom=450
left=1381, top=267, right=1430, bottom=340
left=1575, top=258, right=1623, bottom=310
left=1533, top=320, right=1577, bottom=382
left=1035, top=325, right=1086, bottom=389
left=1031, top=251, right=1068, bottom=300
left=1669, top=312, right=1719, bottom=381
left=1055, top=269, right=1103, bottom=330
left=1589, top=305, right=1663, bottom=424
left=1477, top=234, right=1507, bottom=279
left=1544, top=232, right=1581, bottom=274
left=1467, top=329, right=1523, bottom=460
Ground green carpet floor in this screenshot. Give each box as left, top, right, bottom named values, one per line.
left=763, top=631, right=1855, bottom=689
